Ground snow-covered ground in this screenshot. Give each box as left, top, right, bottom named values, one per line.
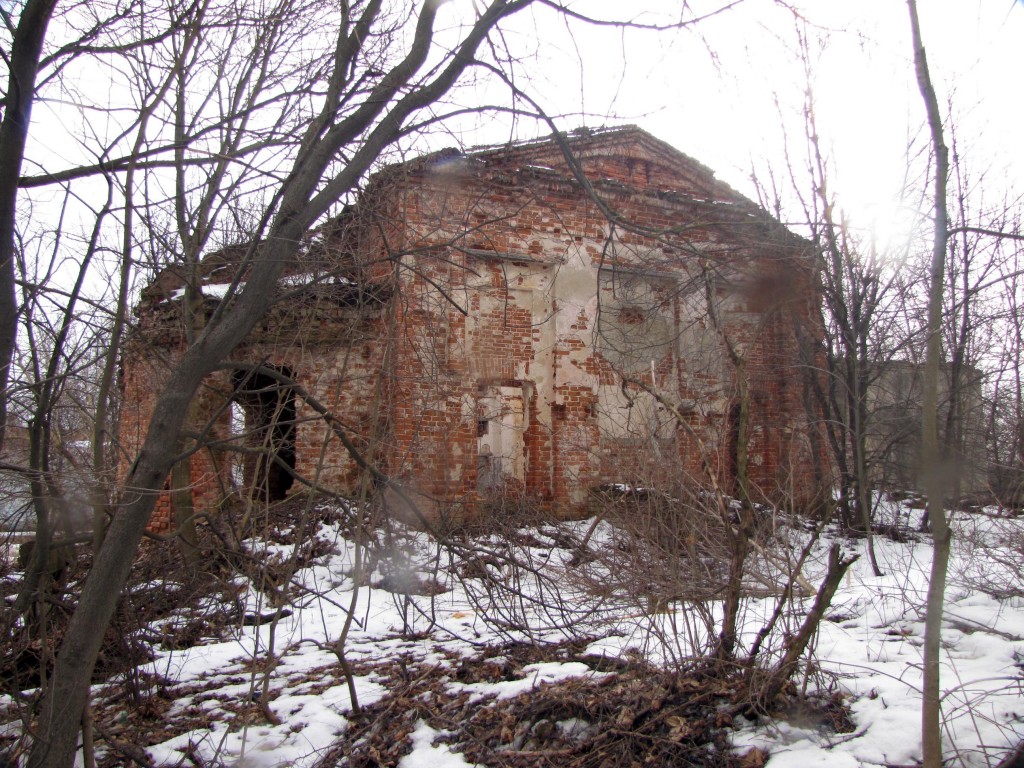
left=8, top=497, right=1024, bottom=767
left=738, top=505, right=1024, bottom=767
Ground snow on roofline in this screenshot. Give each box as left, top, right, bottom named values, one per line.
left=164, top=272, right=354, bottom=303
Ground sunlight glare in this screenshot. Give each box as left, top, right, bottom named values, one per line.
left=862, top=201, right=924, bottom=259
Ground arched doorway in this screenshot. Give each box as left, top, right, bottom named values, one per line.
left=231, top=367, right=297, bottom=501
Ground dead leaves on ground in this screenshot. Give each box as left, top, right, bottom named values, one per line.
left=316, top=639, right=849, bottom=768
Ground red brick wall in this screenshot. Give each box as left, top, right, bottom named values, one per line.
left=123, top=133, right=829, bottom=529
left=120, top=290, right=391, bottom=532
left=119, top=343, right=233, bottom=533
left=371, top=146, right=827, bottom=514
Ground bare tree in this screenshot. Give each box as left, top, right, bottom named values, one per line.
left=938, top=131, right=1020, bottom=507
left=0, top=0, right=59, bottom=449
left=907, top=1, right=951, bottom=765
left=758, top=20, right=933, bottom=576
left=987, top=228, right=1024, bottom=507
left=17, top=1, right=563, bottom=763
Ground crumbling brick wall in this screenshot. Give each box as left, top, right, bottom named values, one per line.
left=121, top=279, right=392, bottom=532
left=122, top=127, right=829, bottom=531
left=368, top=130, right=826, bottom=512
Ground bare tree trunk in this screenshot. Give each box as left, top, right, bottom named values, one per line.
left=755, top=544, right=858, bottom=707
left=0, top=0, right=58, bottom=450
left=852, top=352, right=883, bottom=575
left=718, top=360, right=752, bottom=661
left=907, top=2, right=951, bottom=766
left=27, top=3, right=533, bottom=763
left=800, top=101, right=884, bottom=568
left=170, top=446, right=201, bottom=567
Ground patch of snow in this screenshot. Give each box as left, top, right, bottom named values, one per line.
left=27, top=498, right=1022, bottom=768
left=167, top=282, right=237, bottom=301
left=398, top=721, right=480, bottom=768
left=163, top=271, right=356, bottom=303
left=449, top=661, right=603, bottom=703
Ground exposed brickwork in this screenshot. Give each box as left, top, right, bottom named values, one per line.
left=121, top=127, right=829, bottom=531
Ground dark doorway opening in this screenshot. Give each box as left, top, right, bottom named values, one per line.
left=232, top=368, right=297, bottom=501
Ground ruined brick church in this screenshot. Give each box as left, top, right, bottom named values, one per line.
left=121, top=127, right=827, bottom=530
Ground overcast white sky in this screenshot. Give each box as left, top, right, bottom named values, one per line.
left=21, top=0, right=1024, bottom=261
left=444, top=0, right=1023, bottom=245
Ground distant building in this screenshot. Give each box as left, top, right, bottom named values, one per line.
left=864, top=359, right=987, bottom=498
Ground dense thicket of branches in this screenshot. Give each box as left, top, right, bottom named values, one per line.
left=2, top=2, right=1023, bottom=767
left=4, top=1, right=553, bottom=763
